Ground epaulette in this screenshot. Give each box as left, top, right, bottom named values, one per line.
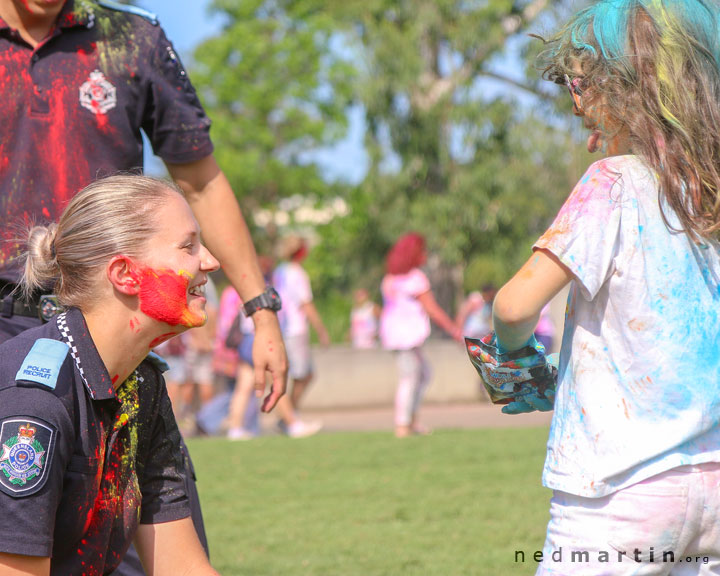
left=15, top=338, right=70, bottom=391
left=145, top=351, right=170, bottom=373
left=97, top=0, right=158, bottom=25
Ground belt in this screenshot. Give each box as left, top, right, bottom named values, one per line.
left=0, top=285, right=64, bottom=322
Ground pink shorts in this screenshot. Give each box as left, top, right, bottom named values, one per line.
left=535, top=463, right=720, bottom=575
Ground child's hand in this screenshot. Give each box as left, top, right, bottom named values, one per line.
left=501, top=386, right=556, bottom=413
left=465, top=332, right=557, bottom=411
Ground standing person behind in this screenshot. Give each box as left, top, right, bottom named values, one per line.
left=455, top=283, right=497, bottom=339
left=380, top=233, right=462, bottom=438
left=0, top=0, right=286, bottom=411
left=349, top=288, right=380, bottom=349
left=225, top=255, right=274, bottom=440
left=0, top=175, right=220, bottom=575
left=534, top=303, right=555, bottom=353
left=484, top=1, right=720, bottom=572
left=152, top=332, right=189, bottom=416
left=0, top=2, right=286, bottom=572
left=181, top=275, right=219, bottom=429
left=273, top=235, right=330, bottom=411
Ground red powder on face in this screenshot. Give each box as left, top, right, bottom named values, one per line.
left=148, top=332, right=177, bottom=349
left=129, top=317, right=140, bottom=333
left=137, top=268, right=205, bottom=327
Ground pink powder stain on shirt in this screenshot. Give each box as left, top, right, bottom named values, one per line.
left=137, top=267, right=205, bottom=327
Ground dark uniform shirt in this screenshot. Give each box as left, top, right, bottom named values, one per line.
left=0, top=307, right=190, bottom=575
left=0, top=0, right=214, bottom=282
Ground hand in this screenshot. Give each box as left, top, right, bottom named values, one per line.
left=450, top=325, right=464, bottom=343
left=501, top=353, right=559, bottom=414
left=318, top=327, right=331, bottom=348
left=465, top=331, right=557, bottom=410
left=250, top=310, right=288, bottom=412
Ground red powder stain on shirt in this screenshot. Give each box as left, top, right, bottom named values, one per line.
left=137, top=268, right=204, bottom=327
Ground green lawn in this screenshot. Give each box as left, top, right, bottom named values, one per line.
left=187, top=427, right=551, bottom=576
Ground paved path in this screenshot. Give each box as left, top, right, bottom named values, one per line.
left=258, top=401, right=552, bottom=435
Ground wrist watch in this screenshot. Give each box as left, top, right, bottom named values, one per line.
left=243, top=286, right=282, bottom=317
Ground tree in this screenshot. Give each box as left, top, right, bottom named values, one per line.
left=191, top=0, right=357, bottom=252
left=311, top=0, right=588, bottom=320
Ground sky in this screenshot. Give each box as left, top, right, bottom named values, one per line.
left=138, top=0, right=368, bottom=183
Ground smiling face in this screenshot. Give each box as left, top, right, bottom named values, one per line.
left=134, top=192, right=219, bottom=329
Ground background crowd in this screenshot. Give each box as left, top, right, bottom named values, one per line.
left=155, top=231, right=556, bottom=441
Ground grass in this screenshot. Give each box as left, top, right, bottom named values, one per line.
left=187, top=427, right=552, bottom=576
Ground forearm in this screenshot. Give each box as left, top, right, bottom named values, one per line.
left=168, top=158, right=265, bottom=302
left=492, top=250, right=572, bottom=351
left=135, top=519, right=219, bottom=576
left=186, top=176, right=264, bottom=300
left=492, top=300, right=540, bottom=351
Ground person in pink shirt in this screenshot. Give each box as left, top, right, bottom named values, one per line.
left=380, top=233, right=462, bottom=438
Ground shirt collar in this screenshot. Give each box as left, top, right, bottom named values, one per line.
left=56, top=307, right=118, bottom=401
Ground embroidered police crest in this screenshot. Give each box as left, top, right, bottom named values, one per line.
left=79, top=69, right=117, bottom=115
left=0, top=419, right=55, bottom=497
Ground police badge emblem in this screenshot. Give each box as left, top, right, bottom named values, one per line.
left=79, top=69, right=117, bottom=115
left=0, top=419, right=56, bottom=497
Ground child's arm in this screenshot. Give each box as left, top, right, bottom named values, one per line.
left=493, top=249, right=572, bottom=351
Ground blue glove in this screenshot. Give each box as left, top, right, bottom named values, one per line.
left=465, top=332, right=557, bottom=413
left=501, top=353, right=558, bottom=414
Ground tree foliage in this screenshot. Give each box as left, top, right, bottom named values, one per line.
left=193, top=0, right=594, bottom=337
left=192, top=0, right=356, bottom=251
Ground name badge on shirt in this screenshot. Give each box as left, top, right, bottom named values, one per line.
left=15, top=338, right=69, bottom=390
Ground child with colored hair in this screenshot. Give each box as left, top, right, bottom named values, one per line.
left=380, top=233, right=462, bottom=438
left=489, top=1, right=720, bottom=572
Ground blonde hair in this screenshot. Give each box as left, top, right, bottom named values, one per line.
left=20, top=174, right=182, bottom=308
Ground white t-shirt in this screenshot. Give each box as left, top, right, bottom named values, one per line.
left=536, top=155, right=720, bottom=498
left=380, top=268, right=431, bottom=350
left=273, top=261, right=313, bottom=337
left=351, top=301, right=378, bottom=349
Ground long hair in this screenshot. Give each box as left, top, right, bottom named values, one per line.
left=386, top=233, right=426, bottom=275
left=20, top=175, right=181, bottom=308
left=539, top=0, right=720, bottom=240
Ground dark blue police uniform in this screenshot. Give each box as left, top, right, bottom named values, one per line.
left=0, top=4, right=212, bottom=572
left=0, top=307, right=190, bottom=574
left=0, top=0, right=213, bottom=316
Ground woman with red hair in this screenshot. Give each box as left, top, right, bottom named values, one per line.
left=380, top=233, right=462, bottom=437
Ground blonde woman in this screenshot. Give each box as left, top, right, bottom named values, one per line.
left=0, top=176, right=230, bottom=575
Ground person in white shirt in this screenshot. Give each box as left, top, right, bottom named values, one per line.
left=489, top=1, right=720, bottom=573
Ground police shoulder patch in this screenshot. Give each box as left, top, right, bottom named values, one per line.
left=97, top=0, right=158, bottom=25
left=0, top=418, right=56, bottom=497
left=15, top=338, right=69, bottom=390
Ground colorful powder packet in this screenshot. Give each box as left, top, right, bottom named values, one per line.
left=465, top=332, right=557, bottom=405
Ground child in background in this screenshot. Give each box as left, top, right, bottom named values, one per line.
left=349, top=288, right=380, bottom=349
left=489, top=1, right=720, bottom=572
left=455, top=283, right=497, bottom=339
left=380, top=233, right=462, bottom=438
